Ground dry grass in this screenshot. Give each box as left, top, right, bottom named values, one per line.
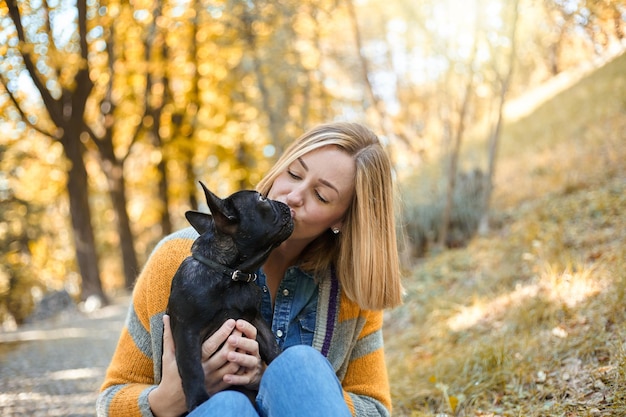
left=386, top=52, right=626, bottom=416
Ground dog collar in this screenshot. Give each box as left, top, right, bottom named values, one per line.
left=192, top=252, right=258, bottom=283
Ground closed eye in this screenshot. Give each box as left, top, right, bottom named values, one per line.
left=287, top=170, right=301, bottom=180
left=315, top=191, right=329, bottom=204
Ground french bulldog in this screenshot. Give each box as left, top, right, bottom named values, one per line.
left=167, top=181, right=293, bottom=412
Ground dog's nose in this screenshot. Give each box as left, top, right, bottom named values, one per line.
left=277, top=202, right=292, bottom=219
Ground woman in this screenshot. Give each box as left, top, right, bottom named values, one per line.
left=97, top=122, right=403, bottom=417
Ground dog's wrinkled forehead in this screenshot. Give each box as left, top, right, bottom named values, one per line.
left=229, top=190, right=265, bottom=205
left=229, top=190, right=284, bottom=222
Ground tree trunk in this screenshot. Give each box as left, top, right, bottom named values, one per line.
left=479, top=0, right=520, bottom=235
left=93, top=24, right=140, bottom=290
left=110, top=174, right=138, bottom=289
left=98, top=143, right=139, bottom=290
left=437, top=109, right=464, bottom=249
left=436, top=5, right=481, bottom=249
left=60, top=132, right=107, bottom=303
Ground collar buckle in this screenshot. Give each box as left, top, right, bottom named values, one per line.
left=231, top=270, right=257, bottom=283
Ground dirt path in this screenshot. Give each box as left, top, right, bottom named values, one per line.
left=0, top=296, right=129, bottom=417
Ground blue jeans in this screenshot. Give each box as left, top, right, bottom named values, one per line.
left=188, top=345, right=352, bottom=417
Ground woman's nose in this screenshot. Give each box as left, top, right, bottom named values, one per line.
left=286, top=188, right=304, bottom=207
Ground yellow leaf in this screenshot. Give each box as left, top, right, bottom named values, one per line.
left=448, top=395, right=459, bottom=412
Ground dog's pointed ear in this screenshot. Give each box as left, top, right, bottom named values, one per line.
left=185, top=210, right=213, bottom=235
left=199, top=181, right=238, bottom=234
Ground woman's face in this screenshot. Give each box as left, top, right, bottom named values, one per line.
left=267, top=146, right=356, bottom=243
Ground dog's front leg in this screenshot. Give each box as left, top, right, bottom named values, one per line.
left=252, top=316, right=282, bottom=364
left=172, top=324, right=210, bottom=412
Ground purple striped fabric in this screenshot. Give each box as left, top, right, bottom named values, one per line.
left=321, top=267, right=339, bottom=357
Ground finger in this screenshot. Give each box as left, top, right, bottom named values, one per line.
left=202, top=355, right=241, bottom=394
left=156, top=315, right=186, bottom=411
left=227, top=333, right=259, bottom=355
left=227, top=350, right=261, bottom=368
left=161, top=315, right=179, bottom=379
left=202, top=327, right=241, bottom=381
left=235, top=319, right=258, bottom=339
left=224, top=356, right=263, bottom=387
left=201, top=319, right=236, bottom=360
left=162, top=314, right=175, bottom=356
left=203, top=352, right=240, bottom=376
left=224, top=372, right=256, bottom=386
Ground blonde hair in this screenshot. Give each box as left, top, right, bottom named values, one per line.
left=256, top=122, right=403, bottom=310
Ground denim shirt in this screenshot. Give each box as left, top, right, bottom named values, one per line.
left=255, top=266, right=319, bottom=349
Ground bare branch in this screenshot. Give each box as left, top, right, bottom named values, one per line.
left=5, top=0, right=62, bottom=124
left=0, top=73, right=56, bottom=138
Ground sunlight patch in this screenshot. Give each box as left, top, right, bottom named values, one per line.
left=447, top=284, right=540, bottom=331
left=447, top=263, right=608, bottom=332
left=541, top=264, right=608, bottom=308
left=48, top=367, right=103, bottom=381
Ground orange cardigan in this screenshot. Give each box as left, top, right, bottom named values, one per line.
left=97, top=227, right=392, bottom=416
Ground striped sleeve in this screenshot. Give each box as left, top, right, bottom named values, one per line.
left=338, top=300, right=392, bottom=417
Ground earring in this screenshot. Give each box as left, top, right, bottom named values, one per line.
left=332, top=228, right=340, bottom=235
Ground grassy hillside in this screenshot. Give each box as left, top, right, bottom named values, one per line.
left=385, top=52, right=626, bottom=417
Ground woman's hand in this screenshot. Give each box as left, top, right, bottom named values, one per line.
left=147, top=314, right=188, bottom=417
left=148, top=316, right=264, bottom=416
left=221, top=320, right=265, bottom=390
left=202, top=319, right=264, bottom=392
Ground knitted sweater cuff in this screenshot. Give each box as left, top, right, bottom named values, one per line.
left=138, top=385, right=158, bottom=417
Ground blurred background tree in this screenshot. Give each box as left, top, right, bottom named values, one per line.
left=0, top=0, right=624, bottom=324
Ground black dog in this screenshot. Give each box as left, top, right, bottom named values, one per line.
left=167, top=181, right=293, bottom=412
